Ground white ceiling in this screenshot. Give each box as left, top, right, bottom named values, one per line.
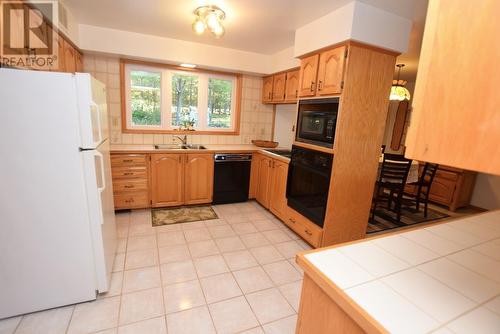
left=64, top=0, right=428, bottom=81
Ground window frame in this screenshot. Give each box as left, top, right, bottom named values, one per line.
left=120, top=58, right=242, bottom=135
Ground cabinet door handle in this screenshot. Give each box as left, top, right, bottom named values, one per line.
left=305, top=229, right=312, bottom=236
left=124, top=172, right=133, bottom=176
left=289, top=218, right=296, bottom=224
left=318, top=80, right=323, bottom=91
left=123, top=159, right=133, bottom=163
left=124, top=185, right=134, bottom=189
left=310, top=81, right=315, bottom=92
left=295, top=90, right=298, bottom=98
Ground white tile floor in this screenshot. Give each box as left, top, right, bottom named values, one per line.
left=0, top=201, right=310, bottom=334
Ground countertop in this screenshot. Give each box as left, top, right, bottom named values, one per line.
left=297, top=210, right=500, bottom=334
left=110, top=144, right=291, bottom=163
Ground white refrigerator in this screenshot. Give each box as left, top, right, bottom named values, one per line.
left=0, top=69, right=117, bottom=319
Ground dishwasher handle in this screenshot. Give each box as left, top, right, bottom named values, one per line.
left=214, top=154, right=252, bottom=162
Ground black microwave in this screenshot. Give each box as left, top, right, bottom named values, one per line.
left=296, top=98, right=339, bottom=148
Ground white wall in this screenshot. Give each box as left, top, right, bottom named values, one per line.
left=294, top=2, right=355, bottom=58
left=471, top=174, right=500, bottom=210
left=273, top=104, right=297, bottom=149
left=294, top=0, right=412, bottom=57
left=79, top=24, right=274, bottom=75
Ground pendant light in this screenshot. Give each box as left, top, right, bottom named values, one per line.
left=390, top=64, right=411, bottom=101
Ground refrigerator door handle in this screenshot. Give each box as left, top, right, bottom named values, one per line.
left=90, top=101, right=103, bottom=146
left=95, top=151, right=106, bottom=196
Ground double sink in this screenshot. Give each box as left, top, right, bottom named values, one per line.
left=154, top=144, right=207, bottom=150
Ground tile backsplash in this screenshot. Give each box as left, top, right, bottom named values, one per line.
left=83, top=54, right=273, bottom=145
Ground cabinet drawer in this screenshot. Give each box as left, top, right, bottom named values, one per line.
left=429, top=177, right=456, bottom=205
left=114, top=191, right=149, bottom=209
left=287, top=208, right=323, bottom=247
left=111, top=154, right=147, bottom=167
left=113, top=179, right=148, bottom=192
left=112, top=166, right=147, bottom=179
left=435, top=170, right=459, bottom=181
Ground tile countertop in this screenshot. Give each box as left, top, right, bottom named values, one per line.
left=110, top=144, right=291, bottom=162
left=297, top=210, right=500, bottom=334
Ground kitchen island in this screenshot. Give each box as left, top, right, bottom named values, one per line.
left=295, top=210, right=500, bottom=333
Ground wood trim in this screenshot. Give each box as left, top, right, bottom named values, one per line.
left=293, top=141, right=334, bottom=154
left=119, top=58, right=242, bottom=135
left=297, top=40, right=399, bottom=60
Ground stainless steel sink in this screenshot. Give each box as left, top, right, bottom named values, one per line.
left=154, top=144, right=183, bottom=150
left=154, top=144, right=206, bottom=150
left=183, top=144, right=207, bottom=150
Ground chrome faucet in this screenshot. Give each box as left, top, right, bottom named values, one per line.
left=174, top=135, right=187, bottom=145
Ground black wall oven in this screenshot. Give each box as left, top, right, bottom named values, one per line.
left=286, top=145, right=333, bottom=228
left=296, top=98, right=339, bottom=148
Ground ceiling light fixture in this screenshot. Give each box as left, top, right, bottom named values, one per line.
left=192, top=5, right=226, bottom=38
left=390, top=64, right=411, bottom=101
left=180, top=63, right=197, bottom=68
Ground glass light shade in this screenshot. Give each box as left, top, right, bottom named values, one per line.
left=389, top=85, right=411, bottom=101
left=192, top=19, right=206, bottom=35
left=212, top=24, right=225, bottom=38
left=206, top=12, right=220, bottom=31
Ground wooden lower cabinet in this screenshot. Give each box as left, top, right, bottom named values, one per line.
left=252, top=152, right=323, bottom=248
left=111, top=153, right=150, bottom=210
left=184, top=154, right=214, bottom=205
left=269, top=160, right=289, bottom=221
left=405, top=165, right=477, bottom=211
left=286, top=207, right=323, bottom=247
left=256, top=155, right=273, bottom=208
left=118, top=153, right=214, bottom=208
left=150, top=154, right=184, bottom=207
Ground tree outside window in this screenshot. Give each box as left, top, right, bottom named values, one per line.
left=208, top=78, right=232, bottom=128
left=130, top=71, right=161, bottom=126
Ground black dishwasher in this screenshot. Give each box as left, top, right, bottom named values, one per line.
left=212, top=153, right=252, bottom=204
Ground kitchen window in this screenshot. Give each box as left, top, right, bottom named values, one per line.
left=122, top=60, right=241, bottom=134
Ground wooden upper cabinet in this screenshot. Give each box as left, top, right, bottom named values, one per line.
left=55, top=33, right=65, bottom=72
left=184, top=154, right=214, bottom=205
left=75, top=52, right=83, bottom=72
left=298, top=54, right=319, bottom=97
left=405, top=0, right=500, bottom=175
left=256, top=156, right=272, bottom=208
left=269, top=160, right=289, bottom=221
left=284, top=70, right=300, bottom=102
left=151, top=154, right=184, bottom=207
left=272, top=73, right=286, bottom=102
left=316, top=46, right=346, bottom=95
left=63, top=39, right=76, bottom=73
left=262, top=76, right=274, bottom=103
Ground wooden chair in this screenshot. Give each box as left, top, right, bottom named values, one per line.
left=403, top=163, right=439, bottom=217
left=371, top=153, right=413, bottom=224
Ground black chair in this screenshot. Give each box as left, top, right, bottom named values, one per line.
left=403, top=163, right=439, bottom=217
left=371, top=153, right=413, bottom=224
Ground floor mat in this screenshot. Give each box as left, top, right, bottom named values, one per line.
left=152, top=205, right=218, bottom=226
left=367, top=206, right=449, bottom=234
